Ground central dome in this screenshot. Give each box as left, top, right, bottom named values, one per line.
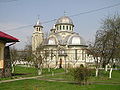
left=56, top=16, right=73, bottom=25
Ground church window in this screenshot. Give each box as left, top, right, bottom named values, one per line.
left=39, top=28, right=40, bottom=31
left=60, top=25, right=61, bottom=30
left=66, top=26, right=68, bottom=30
left=36, top=27, right=38, bottom=31
left=75, top=49, right=77, bottom=60
left=70, top=26, right=71, bottom=30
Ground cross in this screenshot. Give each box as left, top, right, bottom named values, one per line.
left=37, top=14, right=40, bottom=20
left=64, top=11, right=67, bottom=16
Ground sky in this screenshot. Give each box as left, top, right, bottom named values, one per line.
left=0, top=0, right=120, bottom=49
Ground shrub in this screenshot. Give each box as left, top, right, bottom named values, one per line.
left=71, top=67, right=92, bottom=85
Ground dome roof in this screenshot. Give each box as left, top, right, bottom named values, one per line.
left=45, top=32, right=87, bottom=46
left=56, top=16, right=73, bottom=25
left=68, top=35, right=86, bottom=45
left=47, top=37, right=57, bottom=45
left=34, top=19, right=43, bottom=28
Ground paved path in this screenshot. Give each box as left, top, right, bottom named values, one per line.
left=0, top=72, right=65, bottom=83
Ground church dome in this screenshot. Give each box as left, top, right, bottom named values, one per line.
left=47, top=37, right=57, bottom=45
left=34, top=19, right=43, bottom=28
left=56, top=16, right=73, bottom=25
left=68, top=35, right=86, bottom=45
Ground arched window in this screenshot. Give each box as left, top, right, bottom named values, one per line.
left=60, top=25, right=61, bottom=30
left=70, top=26, right=71, bottom=30
left=36, top=27, right=38, bottom=31
left=39, top=28, right=40, bottom=31
left=66, top=26, right=68, bottom=30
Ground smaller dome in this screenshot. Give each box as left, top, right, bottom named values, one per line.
left=36, top=20, right=41, bottom=25
left=48, top=37, right=57, bottom=45
left=56, top=16, right=73, bottom=25
left=68, top=35, right=86, bottom=45
left=34, top=19, right=43, bottom=28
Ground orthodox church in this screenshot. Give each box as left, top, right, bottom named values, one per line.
left=32, top=16, right=93, bottom=68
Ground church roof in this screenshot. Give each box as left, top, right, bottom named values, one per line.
left=34, top=19, right=43, bottom=28
left=56, top=16, right=73, bottom=25
left=45, top=31, right=87, bottom=46
left=0, top=31, right=19, bottom=43
left=67, top=34, right=86, bottom=46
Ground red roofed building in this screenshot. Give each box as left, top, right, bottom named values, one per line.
left=0, top=31, right=19, bottom=77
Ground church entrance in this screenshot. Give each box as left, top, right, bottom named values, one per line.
left=59, top=58, right=62, bottom=68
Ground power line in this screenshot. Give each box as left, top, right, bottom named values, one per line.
left=2, top=2, right=120, bottom=32
left=0, top=0, right=17, bottom=3
left=3, top=24, right=33, bottom=32
left=3, top=19, right=58, bottom=32
left=69, top=2, right=120, bottom=17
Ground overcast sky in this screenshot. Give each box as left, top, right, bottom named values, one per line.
left=0, top=0, right=120, bottom=49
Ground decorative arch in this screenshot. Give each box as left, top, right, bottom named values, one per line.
left=47, top=35, right=58, bottom=45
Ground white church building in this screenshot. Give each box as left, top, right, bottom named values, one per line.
left=32, top=16, right=93, bottom=68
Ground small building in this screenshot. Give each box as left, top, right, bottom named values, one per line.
left=0, top=31, right=19, bottom=77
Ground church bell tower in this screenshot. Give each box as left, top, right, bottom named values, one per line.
left=32, top=19, right=44, bottom=51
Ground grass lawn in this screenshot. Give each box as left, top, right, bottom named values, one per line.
left=44, top=69, right=120, bottom=84
left=0, top=65, right=64, bottom=81
left=0, top=66, right=120, bottom=90
left=0, top=79, right=120, bottom=90
left=14, top=65, right=64, bottom=76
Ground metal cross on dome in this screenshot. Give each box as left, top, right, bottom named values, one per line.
left=37, top=15, right=40, bottom=20
left=64, top=11, right=67, bottom=16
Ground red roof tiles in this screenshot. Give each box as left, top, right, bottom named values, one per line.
left=0, top=31, right=19, bottom=42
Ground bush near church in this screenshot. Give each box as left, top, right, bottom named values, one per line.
left=71, top=67, right=92, bottom=85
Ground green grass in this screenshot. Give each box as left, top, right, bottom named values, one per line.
left=43, top=72, right=74, bottom=81
left=0, top=66, right=120, bottom=90
left=0, top=79, right=120, bottom=90
left=14, top=65, right=37, bottom=76
left=0, top=65, right=64, bottom=81
left=89, top=70, right=120, bottom=83
left=43, top=69, right=120, bottom=84
left=14, top=65, right=64, bottom=76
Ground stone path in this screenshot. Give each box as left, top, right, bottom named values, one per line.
left=0, top=72, right=65, bottom=83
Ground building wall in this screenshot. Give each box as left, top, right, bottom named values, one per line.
left=0, top=42, right=5, bottom=77
left=0, top=42, right=5, bottom=69
left=32, top=33, right=43, bottom=51
left=43, top=46, right=94, bottom=68
left=0, top=42, right=11, bottom=77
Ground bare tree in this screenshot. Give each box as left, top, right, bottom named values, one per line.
left=32, top=45, right=47, bottom=75
left=10, top=47, right=19, bottom=73
left=90, top=14, right=120, bottom=78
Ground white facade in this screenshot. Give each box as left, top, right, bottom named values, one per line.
left=32, top=16, right=94, bottom=68
left=32, top=20, right=44, bottom=51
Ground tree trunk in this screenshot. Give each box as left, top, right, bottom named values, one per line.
left=52, top=71, right=54, bottom=76
left=96, top=68, right=99, bottom=77
left=48, top=65, right=51, bottom=72
left=109, top=68, right=113, bottom=78
left=11, top=64, right=15, bottom=73
left=38, top=68, right=42, bottom=75
left=105, top=65, right=108, bottom=71
left=37, top=64, right=42, bottom=75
